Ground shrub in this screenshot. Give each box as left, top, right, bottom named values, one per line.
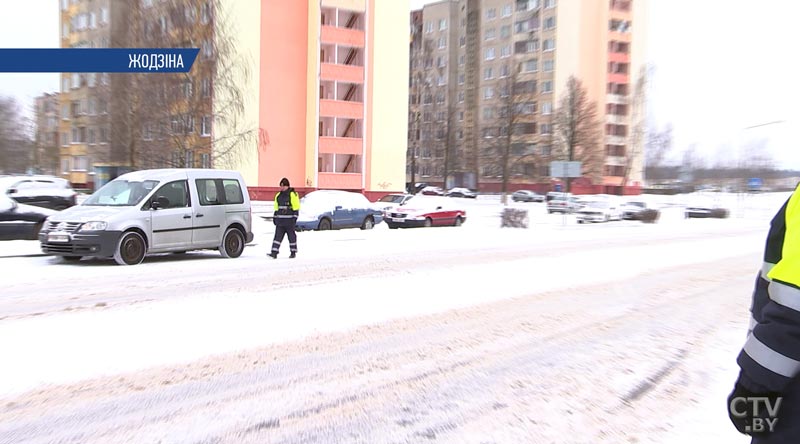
left=501, top=208, right=529, bottom=228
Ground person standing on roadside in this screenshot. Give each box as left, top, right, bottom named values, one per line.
left=269, top=178, right=300, bottom=259
left=728, top=183, right=800, bottom=443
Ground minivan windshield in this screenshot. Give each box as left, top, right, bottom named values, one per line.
left=83, top=179, right=159, bottom=206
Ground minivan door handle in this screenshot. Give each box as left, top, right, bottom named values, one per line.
left=183, top=215, right=191, bottom=219
left=196, top=213, right=204, bottom=218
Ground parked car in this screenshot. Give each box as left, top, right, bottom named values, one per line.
left=547, top=194, right=580, bottom=214
left=419, top=186, right=445, bottom=196
left=0, top=193, right=56, bottom=241
left=296, top=190, right=384, bottom=231
left=511, top=190, right=545, bottom=202
left=620, top=201, right=648, bottom=220
left=39, top=168, right=253, bottom=265
left=374, top=193, right=414, bottom=214
left=445, top=187, right=477, bottom=198
left=1, top=175, right=77, bottom=210
left=576, top=200, right=623, bottom=223
left=385, top=196, right=466, bottom=228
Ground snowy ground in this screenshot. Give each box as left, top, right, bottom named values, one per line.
left=0, top=191, right=790, bottom=443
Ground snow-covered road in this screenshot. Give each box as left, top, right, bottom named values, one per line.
left=0, top=192, right=787, bottom=443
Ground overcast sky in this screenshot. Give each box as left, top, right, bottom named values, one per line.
left=2, top=1, right=799, bottom=169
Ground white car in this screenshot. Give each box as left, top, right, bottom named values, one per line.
left=576, top=200, right=623, bottom=223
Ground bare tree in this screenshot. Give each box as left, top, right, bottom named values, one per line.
left=103, top=0, right=254, bottom=171
left=0, top=97, right=31, bottom=174
left=620, top=66, right=648, bottom=193
left=480, top=67, right=539, bottom=204
left=644, top=124, right=673, bottom=183
left=552, top=76, right=602, bottom=192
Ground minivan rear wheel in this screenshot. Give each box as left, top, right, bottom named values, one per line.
left=220, top=227, right=245, bottom=258
left=114, top=231, right=146, bottom=265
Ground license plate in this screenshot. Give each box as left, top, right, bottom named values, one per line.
left=391, top=218, right=403, bottom=222
left=47, top=232, right=70, bottom=243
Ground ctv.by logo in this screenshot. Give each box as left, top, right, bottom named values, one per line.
left=730, top=396, right=782, bottom=433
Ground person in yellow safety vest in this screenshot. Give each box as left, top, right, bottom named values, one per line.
left=728, top=183, right=800, bottom=443
left=269, top=178, right=300, bottom=259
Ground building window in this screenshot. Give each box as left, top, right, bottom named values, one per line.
left=521, top=59, right=538, bottom=72
left=500, top=25, right=511, bottom=38
left=458, top=73, right=465, bottom=84
left=541, top=102, right=552, bottom=114
left=502, top=4, right=513, bottom=17
left=541, top=81, right=553, bottom=93
left=73, top=156, right=87, bottom=171
left=484, top=67, right=494, bottom=80
left=543, top=39, right=555, bottom=51
left=71, top=73, right=80, bottom=89
left=484, top=47, right=495, bottom=60
left=200, top=153, right=211, bottom=168
left=485, top=28, right=496, bottom=40
left=459, top=35, right=466, bottom=47
left=500, top=45, right=511, bottom=58
left=459, top=54, right=465, bottom=66
left=185, top=150, right=194, bottom=168
left=61, top=158, right=70, bottom=173
left=88, top=128, right=96, bottom=144
left=437, top=75, right=446, bottom=86
left=545, top=0, right=556, bottom=8
left=486, top=8, right=496, bottom=19
left=483, top=107, right=493, bottom=120
left=544, top=16, right=556, bottom=30
left=540, top=123, right=552, bottom=134
left=202, top=39, right=212, bottom=58
left=439, top=19, right=447, bottom=30
left=425, top=21, right=433, bottom=33
left=543, top=59, right=554, bottom=72
left=201, top=116, right=212, bottom=136
left=100, top=7, right=109, bottom=24
left=458, top=91, right=464, bottom=102
left=500, top=64, right=510, bottom=77
left=62, top=104, right=69, bottom=120
left=61, top=0, right=68, bottom=10
left=62, top=23, right=69, bottom=38
left=100, top=127, right=108, bottom=143
left=438, top=36, right=446, bottom=49
left=484, top=87, right=494, bottom=99
left=201, top=2, right=212, bottom=24
left=61, top=133, right=68, bottom=146
left=143, top=123, right=153, bottom=141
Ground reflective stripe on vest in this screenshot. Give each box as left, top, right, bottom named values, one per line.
left=744, top=333, right=800, bottom=378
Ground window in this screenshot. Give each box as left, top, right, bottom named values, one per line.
left=201, top=116, right=212, bottom=136
left=483, top=107, right=493, bottom=120
left=200, top=153, right=211, bottom=169
left=502, top=4, right=513, bottom=17
left=543, top=59, right=554, bottom=72
left=437, top=56, right=446, bottom=67
left=486, top=8, right=496, bottom=19
left=100, top=7, right=109, bottom=24
left=425, top=21, right=433, bottom=33
left=484, top=67, right=494, bottom=80
left=62, top=77, right=69, bottom=93
left=185, top=150, right=195, bottom=168
left=438, top=36, right=446, bottom=49
left=541, top=102, right=552, bottom=114
left=500, top=25, right=511, bottom=38
left=201, top=2, right=212, bottom=24
left=71, top=73, right=80, bottom=89
left=543, top=39, right=555, bottom=51
left=73, top=156, right=88, bottom=171
left=62, top=23, right=69, bottom=38
left=545, top=0, right=556, bottom=8
left=88, top=73, right=96, bottom=87
left=459, top=54, right=465, bottom=66
left=540, top=123, right=552, bottom=134
left=500, top=45, right=511, bottom=58
left=517, top=102, right=536, bottom=114
left=458, top=73, right=465, bottom=84
left=459, top=35, right=466, bottom=47
left=521, top=59, right=538, bottom=72
left=183, top=80, right=193, bottom=98
left=100, top=127, right=108, bottom=143
left=544, top=16, right=556, bottom=29
left=61, top=133, right=68, bottom=146
left=458, top=91, right=465, bottom=102
left=541, top=81, right=553, bottom=93
left=437, top=75, right=446, bottom=86
left=61, top=158, right=70, bottom=173
left=185, top=6, right=197, bottom=24
left=71, top=127, right=78, bottom=143
left=88, top=128, right=96, bottom=144
left=155, top=181, right=190, bottom=208
left=484, top=47, right=495, bottom=60
left=202, top=39, right=212, bottom=58
left=61, top=0, right=68, bottom=10
left=89, top=12, right=97, bottom=29
left=439, top=19, right=447, bottom=30
left=484, top=87, right=494, bottom=99
left=485, top=28, right=496, bottom=40
left=143, top=123, right=153, bottom=141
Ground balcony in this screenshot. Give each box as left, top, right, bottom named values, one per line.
left=318, top=172, right=362, bottom=190
left=605, top=155, right=626, bottom=166
left=608, top=31, right=632, bottom=43
left=606, top=93, right=628, bottom=104
left=606, top=135, right=626, bottom=145
left=605, top=114, right=627, bottom=125
left=607, top=73, right=629, bottom=84
left=319, top=99, right=364, bottom=119
left=321, top=63, right=365, bottom=83
left=321, top=26, right=365, bottom=47
left=319, top=136, right=363, bottom=155
left=608, top=52, right=630, bottom=64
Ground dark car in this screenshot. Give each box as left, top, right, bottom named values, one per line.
left=1, top=175, right=77, bottom=210
left=620, top=201, right=647, bottom=220
left=511, top=190, right=545, bottom=202
left=0, top=194, right=56, bottom=240
left=445, top=187, right=477, bottom=198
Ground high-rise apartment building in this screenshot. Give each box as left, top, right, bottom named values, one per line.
left=252, top=0, right=408, bottom=199
left=410, top=0, right=647, bottom=193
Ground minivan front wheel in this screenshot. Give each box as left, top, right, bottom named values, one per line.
left=114, top=231, right=146, bottom=265
left=220, top=227, right=245, bottom=258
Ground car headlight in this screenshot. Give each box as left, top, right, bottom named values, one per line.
left=79, top=221, right=108, bottom=232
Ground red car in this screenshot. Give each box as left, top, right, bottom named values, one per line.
left=385, top=196, right=466, bottom=228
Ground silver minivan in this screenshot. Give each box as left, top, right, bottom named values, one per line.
left=39, top=169, right=253, bottom=265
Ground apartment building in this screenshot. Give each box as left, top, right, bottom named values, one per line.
left=254, top=0, right=408, bottom=199
left=58, top=0, right=216, bottom=188
left=410, top=0, right=647, bottom=193
left=34, top=93, right=61, bottom=175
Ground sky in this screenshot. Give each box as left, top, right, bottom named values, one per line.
left=1, top=1, right=799, bottom=169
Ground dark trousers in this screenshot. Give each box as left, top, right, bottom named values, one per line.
left=271, top=222, right=297, bottom=255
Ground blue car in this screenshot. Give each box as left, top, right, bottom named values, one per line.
left=295, top=190, right=384, bottom=231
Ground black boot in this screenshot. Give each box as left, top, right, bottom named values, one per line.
left=268, top=252, right=277, bottom=259
left=290, top=252, right=296, bottom=259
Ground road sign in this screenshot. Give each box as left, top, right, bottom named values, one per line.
left=550, top=161, right=582, bottom=178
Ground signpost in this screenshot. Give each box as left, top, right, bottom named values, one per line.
left=550, top=161, right=582, bottom=226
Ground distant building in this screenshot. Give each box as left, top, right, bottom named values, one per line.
left=409, top=0, right=648, bottom=193
left=34, top=93, right=61, bottom=175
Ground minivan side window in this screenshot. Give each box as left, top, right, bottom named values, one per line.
left=196, top=179, right=221, bottom=206
left=222, top=179, right=244, bottom=204
left=153, top=180, right=189, bottom=209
